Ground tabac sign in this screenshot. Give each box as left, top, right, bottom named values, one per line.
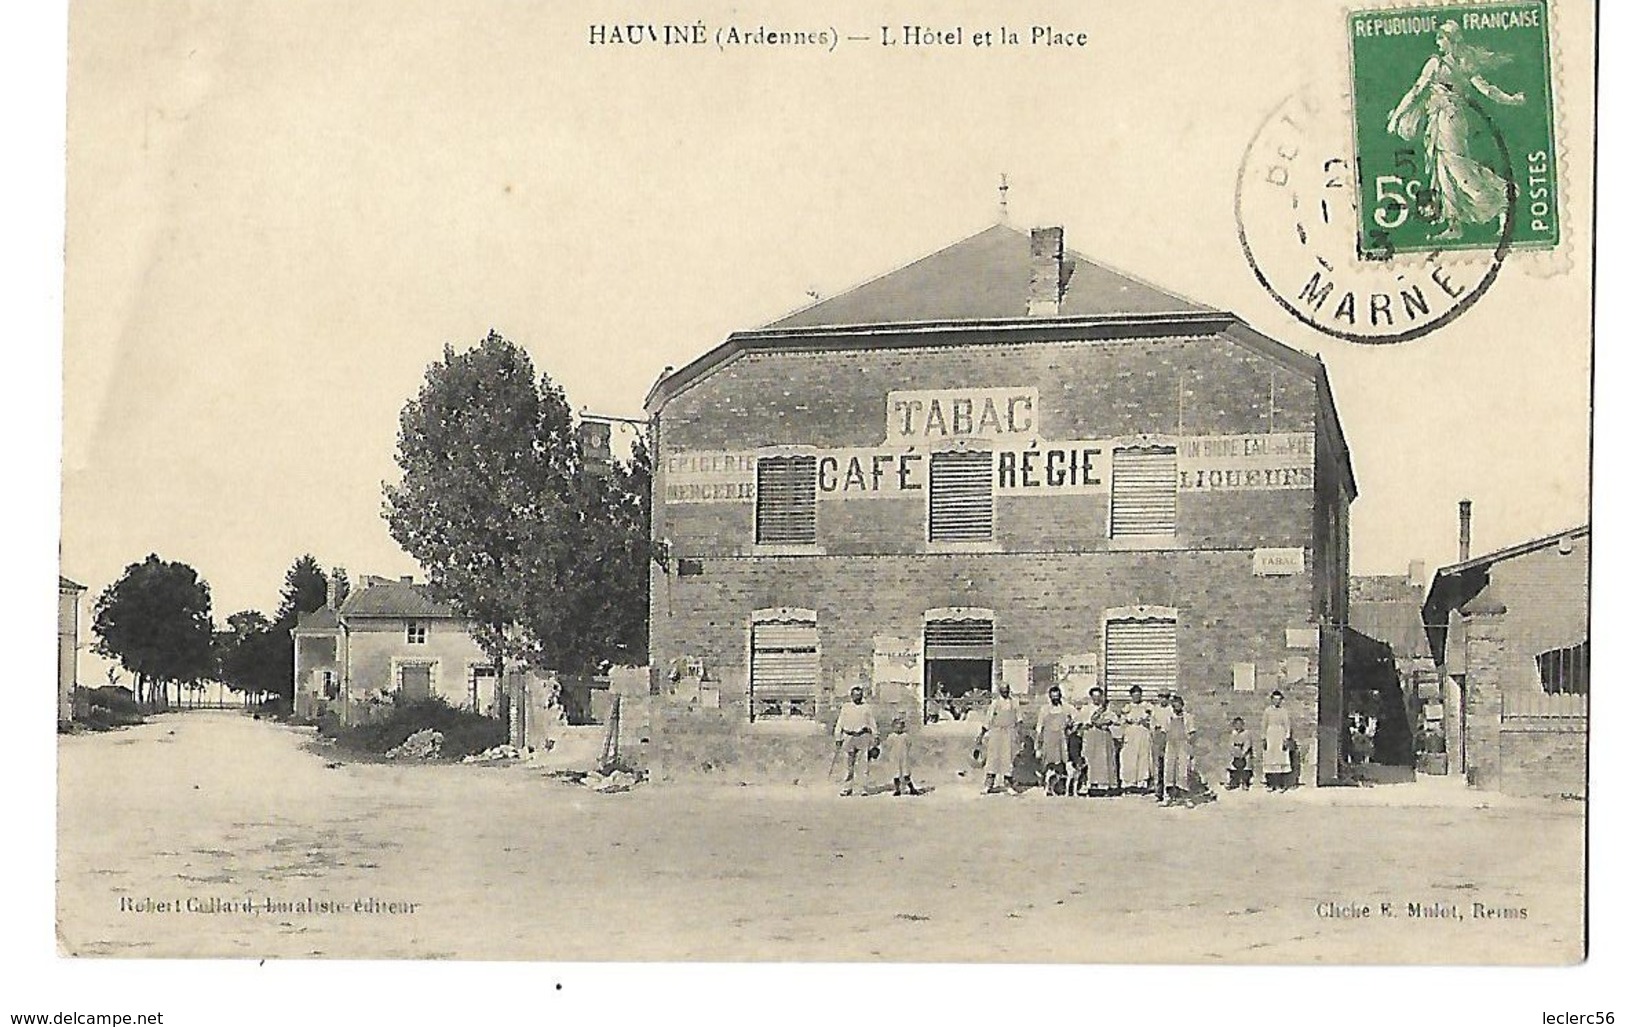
left=886, top=388, right=1038, bottom=445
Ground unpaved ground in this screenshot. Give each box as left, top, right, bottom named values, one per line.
left=57, top=712, right=1584, bottom=963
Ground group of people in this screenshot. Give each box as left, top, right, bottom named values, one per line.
left=832, top=682, right=1298, bottom=799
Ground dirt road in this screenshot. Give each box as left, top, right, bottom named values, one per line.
left=57, top=711, right=1584, bottom=963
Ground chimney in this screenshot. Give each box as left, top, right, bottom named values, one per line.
left=1027, top=226, right=1064, bottom=316
left=325, top=575, right=338, bottom=609
left=1458, top=500, right=1472, bottom=563
left=1407, top=559, right=1427, bottom=588
left=400, top=575, right=414, bottom=585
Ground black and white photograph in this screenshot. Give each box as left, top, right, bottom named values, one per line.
left=8, top=0, right=1615, bottom=1022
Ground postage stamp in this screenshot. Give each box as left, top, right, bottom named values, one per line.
left=1347, top=2, right=1558, bottom=256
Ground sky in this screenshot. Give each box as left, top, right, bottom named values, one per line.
left=61, top=0, right=1595, bottom=631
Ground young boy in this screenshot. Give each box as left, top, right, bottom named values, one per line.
left=1226, top=716, right=1254, bottom=790
left=886, top=715, right=921, bottom=796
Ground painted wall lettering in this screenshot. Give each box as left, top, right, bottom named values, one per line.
left=886, top=388, right=1038, bottom=444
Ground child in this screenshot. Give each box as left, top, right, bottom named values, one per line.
left=886, top=716, right=921, bottom=796
left=1065, top=708, right=1087, bottom=796
left=1226, top=716, right=1254, bottom=790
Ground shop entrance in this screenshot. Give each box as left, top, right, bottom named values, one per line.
left=923, top=615, right=994, bottom=724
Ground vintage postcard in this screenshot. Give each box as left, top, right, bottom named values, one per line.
left=52, top=0, right=1596, bottom=983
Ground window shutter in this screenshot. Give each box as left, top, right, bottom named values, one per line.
left=924, top=619, right=995, bottom=661
left=929, top=450, right=994, bottom=542
left=1110, top=446, right=1177, bottom=536
left=755, top=456, right=817, bottom=544
left=1104, top=618, right=1177, bottom=703
left=750, top=620, right=819, bottom=719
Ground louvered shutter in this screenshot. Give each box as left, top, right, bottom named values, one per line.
left=750, top=621, right=819, bottom=718
left=924, top=619, right=995, bottom=661
left=755, top=456, right=817, bottom=544
left=1110, top=447, right=1177, bottom=536
left=1103, top=618, right=1178, bottom=703
left=929, top=450, right=994, bottom=542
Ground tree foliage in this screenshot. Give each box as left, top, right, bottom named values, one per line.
left=92, top=554, right=215, bottom=706
left=384, top=330, right=650, bottom=677
left=215, top=610, right=284, bottom=700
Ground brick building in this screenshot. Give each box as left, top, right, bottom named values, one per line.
left=1422, top=518, right=1588, bottom=796
left=643, top=224, right=1356, bottom=786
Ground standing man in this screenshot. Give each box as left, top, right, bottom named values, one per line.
left=1035, top=685, right=1074, bottom=796
left=980, top=681, right=1021, bottom=794
left=833, top=684, right=878, bottom=797
left=1261, top=689, right=1295, bottom=791
left=1149, top=688, right=1174, bottom=800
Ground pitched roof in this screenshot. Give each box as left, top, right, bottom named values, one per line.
left=767, top=224, right=1212, bottom=328
left=294, top=606, right=341, bottom=632
left=59, top=576, right=86, bottom=593
left=1349, top=576, right=1429, bottom=660
left=339, top=579, right=459, bottom=619
left=1434, top=524, right=1588, bottom=578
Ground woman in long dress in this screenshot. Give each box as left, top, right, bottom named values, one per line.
left=1385, top=20, right=1526, bottom=241
left=1118, top=685, right=1155, bottom=793
left=1082, top=686, right=1120, bottom=795
left=1261, top=689, right=1294, bottom=791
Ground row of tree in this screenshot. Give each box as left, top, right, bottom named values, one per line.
left=92, top=553, right=346, bottom=707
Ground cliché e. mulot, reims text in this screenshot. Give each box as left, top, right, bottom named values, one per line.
left=1316, top=900, right=1528, bottom=920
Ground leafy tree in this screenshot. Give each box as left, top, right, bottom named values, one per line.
left=384, top=330, right=651, bottom=695
left=92, top=554, right=215, bottom=708
left=216, top=610, right=285, bottom=703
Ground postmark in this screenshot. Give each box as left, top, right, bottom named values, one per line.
left=1348, top=2, right=1558, bottom=256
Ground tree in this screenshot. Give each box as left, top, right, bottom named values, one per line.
left=384, top=330, right=649, bottom=695
left=216, top=610, right=285, bottom=704
left=264, top=555, right=334, bottom=705
left=92, top=554, right=215, bottom=708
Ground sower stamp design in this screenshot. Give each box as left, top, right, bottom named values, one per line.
left=1349, top=2, right=1557, bottom=256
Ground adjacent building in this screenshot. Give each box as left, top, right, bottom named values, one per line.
left=644, top=223, right=1356, bottom=785
left=1423, top=516, right=1588, bottom=796
left=58, top=576, right=86, bottom=724
left=292, top=574, right=495, bottom=724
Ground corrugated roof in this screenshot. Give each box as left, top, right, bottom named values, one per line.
left=339, top=579, right=459, bottom=619
left=767, top=224, right=1211, bottom=329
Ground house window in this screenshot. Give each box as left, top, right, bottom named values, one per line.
left=749, top=614, right=819, bottom=720
left=406, top=621, right=427, bottom=645
left=923, top=616, right=994, bottom=722
left=1103, top=614, right=1178, bottom=703
left=1110, top=446, right=1178, bottom=537
left=320, top=671, right=338, bottom=701
left=755, top=456, right=817, bottom=545
left=929, top=449, right=994, bottom=542
left=1536, top=640, right=1588, bottom=694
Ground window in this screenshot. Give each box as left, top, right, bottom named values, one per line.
left=929, top=449, right=993, bottom=542
left=321, top=671, right=338, bottom=701
left=923, top=615, right=994, bottom=722
left=1110, top=446, right=1177, bottom=537
left=1536, top=640, right=1588, bottom=694
left=755, top=456, right=817, bottom=545
left=405, top=621, right=427, bottom=645
left=1103, top=614, right=1177, bottom=703
left=750, top=613, right=819, bottom=720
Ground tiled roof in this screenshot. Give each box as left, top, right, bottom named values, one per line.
left=766, top=224, right=1212, bottom=329
left=339, top=579, right=459, bottom=619
left=294, top=606, right=341, bottom=631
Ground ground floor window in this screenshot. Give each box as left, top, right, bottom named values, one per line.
left=924, top=616, right=994, bottom=722
left=750, top=612, right=819, bottom=721
left=1536, top=639, right=1588, bottom=694
left=1103, top=614, right=1177, bottom=703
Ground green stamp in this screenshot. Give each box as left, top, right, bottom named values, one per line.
left=1348, top=2, right=1558, bottom=256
